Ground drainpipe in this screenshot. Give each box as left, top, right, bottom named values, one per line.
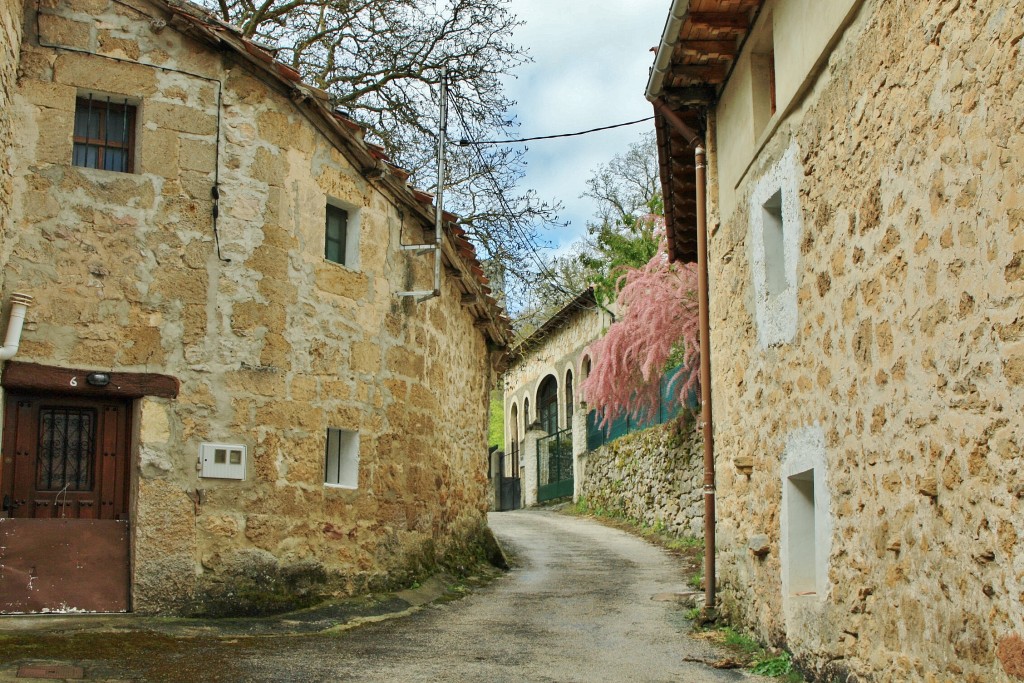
left=649, top=98, right=716, bottom=615
left=0, top=293, right=34, bottom=361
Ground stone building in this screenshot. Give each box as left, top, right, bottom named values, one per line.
left=648, top=0, right=1024, bottom=680
left=502, top=289, right=610, bottom=506
left=0, top=0, right=510, bottom=615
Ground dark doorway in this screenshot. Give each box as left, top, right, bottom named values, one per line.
left=0, top=394, right=132, bottom=613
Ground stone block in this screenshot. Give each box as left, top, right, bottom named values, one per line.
left=38, top=13, right=92, bottom=49
left=53, top=52, right=157, bottom=96
left=146, top=100, right=216, bottom=136
left=315, top=261, right=370, bottom=300
left=179, top=137, right=216, bottom=173
left=97, top=31, right=140, bottom=60
left=138, top=127, right=180, bottom=177
left=19, top=79, right=75, bottom=111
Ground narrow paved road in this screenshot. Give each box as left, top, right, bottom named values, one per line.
left=244, top=509, right=764, bottom=682
left=2, top=510, right=770, bottom=682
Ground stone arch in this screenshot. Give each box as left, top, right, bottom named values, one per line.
left=509, top=401, right=519, bottom=452
left=537, top=374, right=559, bottom=434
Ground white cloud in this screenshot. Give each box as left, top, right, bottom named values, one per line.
left=496, top=0, right=668, bottom=248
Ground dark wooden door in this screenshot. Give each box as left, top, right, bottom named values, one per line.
left=1, top=395, right=130, bottom=519
left=0, top=394, right=132, bottom=613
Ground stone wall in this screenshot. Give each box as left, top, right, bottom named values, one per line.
left=704, top=0, right=1024, bottom=680
left=0, top=0, right=23, bottom=291
left=8, top=0, right=497, bottom=615
left=503, top=298, right=610, bottom=439
left=578, top=419, right=703, bottom=539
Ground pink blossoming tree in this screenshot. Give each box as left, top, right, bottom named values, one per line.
left=579, top=219, right=700, bottom=429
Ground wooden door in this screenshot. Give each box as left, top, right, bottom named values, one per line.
left=0, top=394, right=132, bottom=613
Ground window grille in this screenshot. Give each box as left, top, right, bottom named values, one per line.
left=37, top=407, right=96, bottom=491
left=72, top=96, right=136, bottom=173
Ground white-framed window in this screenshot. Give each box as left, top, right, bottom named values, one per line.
left=750, top=143, right=802, bottom=348
left=325, top=428, right=359, bottom=488
left=325, top=197, right=360, bottom=269
left=780, top=425, right=832, bottom=608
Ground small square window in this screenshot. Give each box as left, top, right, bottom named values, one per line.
left=325, top=204, right=349, bottom=265
left=72, top=96, right=136, bottom=173
left=325, top=428, right=359, bottom=488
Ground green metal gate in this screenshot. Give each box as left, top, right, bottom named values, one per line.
left=537, top=428, right=573, bottom=502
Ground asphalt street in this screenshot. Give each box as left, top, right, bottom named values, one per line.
left=0, top=509, right=770, bottom=682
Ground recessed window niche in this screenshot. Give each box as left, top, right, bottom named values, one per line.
left=750, top=143, right=803, bottom=348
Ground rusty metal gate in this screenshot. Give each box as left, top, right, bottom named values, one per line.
left=0, top=394, right=132, bottom=613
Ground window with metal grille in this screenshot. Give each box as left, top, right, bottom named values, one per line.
left=72, top=96, right=136, bottom=173
left=37, top=407, right=96, bottom=491
left=325, top=204, right=349, bottom=265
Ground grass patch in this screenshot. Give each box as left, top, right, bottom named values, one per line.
left=693, top=626, right=803, bottom=680
left=488, top=390, right=504, bottom=451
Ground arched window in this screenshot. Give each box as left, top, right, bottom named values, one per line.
left=509, top=404, right=519, bottom=448
left=564, top=369, right=574, bottom=423
left=537, top=375, right=559, bottom=434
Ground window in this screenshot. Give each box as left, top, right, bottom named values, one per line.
left=325, top=428, right=359, bottom=488
left=564, top=369, right=574, bottom=422
left=750, top=144, right=802, bottom=348
left=325, top=204, right=348, bottom=265
left=785, top=468, right=816, bottom=594
left=762, top=190, right=786, bottom=298
left=780, top=425, right=831, bottom=609
left=325, top=199, right=360, bottom=269
left=537, top=375, right=558, bottom=434
left=72, top=96, right=136, bottom=173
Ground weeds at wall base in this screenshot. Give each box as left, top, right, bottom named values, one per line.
left=564, top=500, right=803, bottom=681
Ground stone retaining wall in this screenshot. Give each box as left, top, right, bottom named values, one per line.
left=579, top=419, right=703, bottom=539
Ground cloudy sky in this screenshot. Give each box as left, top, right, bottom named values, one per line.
left=500, top=0, right=670, bottom=253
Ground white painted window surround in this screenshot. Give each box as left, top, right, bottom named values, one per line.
left=749, top=143, right=803, bottom=348
left=780, top=425, right=832, bottom=606
left=325, top=197, right=361, bottom=271
left=325, top=428, right=359, bottom=489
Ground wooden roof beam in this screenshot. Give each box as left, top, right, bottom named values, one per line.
left=677, top=39, right=739, bottom=58
left=671, top=63, right=729, bottom=85
left=688, top=12, right=751, bottom=31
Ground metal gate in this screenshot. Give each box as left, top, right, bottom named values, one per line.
left=498, top=446, right=521, bottom=511
left=537, top=428, right=573, bottom=503
left=0, top=394, right=132, bottom=613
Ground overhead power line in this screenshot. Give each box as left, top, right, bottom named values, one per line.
left=458, top=116, right=655, bottom=146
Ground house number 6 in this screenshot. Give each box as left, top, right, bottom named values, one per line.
left=70, top=376, right=78, bottom=387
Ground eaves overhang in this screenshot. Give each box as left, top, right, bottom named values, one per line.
left=151, top=0, right=513, bottom=347
left=646, top=0, right=765, bottom=263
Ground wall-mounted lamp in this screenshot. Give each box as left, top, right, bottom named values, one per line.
left=86, top=372, right=111, bottom=387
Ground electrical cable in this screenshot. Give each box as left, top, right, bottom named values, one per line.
left=447, top=90, right=596, bottom=329
left=458, top=116, right=654, bottom=146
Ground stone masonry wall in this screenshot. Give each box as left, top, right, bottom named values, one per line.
left=707, top=0, right=1024, bottom=681
left=0, top=0, right=23, bottom=292
left=578, top=419, right=703, bottom=539
left=9, top=0, right=495, bottom=615
left=503, top=302, right=610, bottom=440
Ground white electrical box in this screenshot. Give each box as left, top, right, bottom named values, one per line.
left=199, top=442, right=247, bottom=480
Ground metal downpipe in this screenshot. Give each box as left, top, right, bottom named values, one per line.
left=694, top=145, right=716, bottom=615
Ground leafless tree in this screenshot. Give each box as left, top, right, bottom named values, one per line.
left=200, top=0, right=561, bottom=289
